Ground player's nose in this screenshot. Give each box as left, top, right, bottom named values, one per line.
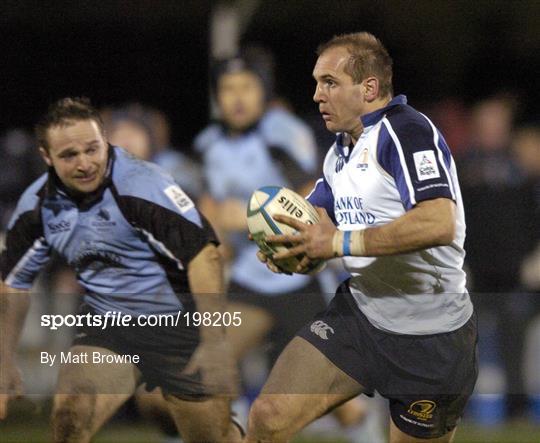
left=313, top=84, right=324, bottom=103
left=76, top=154, right=92, bottom=171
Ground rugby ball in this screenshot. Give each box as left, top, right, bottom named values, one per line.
left=247, top=186, right=325, bottom=274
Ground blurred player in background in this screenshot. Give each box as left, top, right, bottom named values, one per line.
left=106, top=105, right=203, bottom=199
left=195, top=48, right=382, bottom=441
left=196, top=48, right=326, bottom=372
left=459, top=95, right=533, bottom=419
left=0, top=98, right=243, bottom=442
left=249, top=32, right=478, bottom=442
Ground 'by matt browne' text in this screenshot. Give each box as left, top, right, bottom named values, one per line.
left=40, top=351, right=139, bottom=366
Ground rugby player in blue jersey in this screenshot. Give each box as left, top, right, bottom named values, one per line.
left=249, top=32, right=478, bottom=443
left=0, top=98, right=243, bottom=442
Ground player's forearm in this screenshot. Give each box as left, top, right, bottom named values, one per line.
left=0, top=283, right=30, bottom=359
left=187, top=244, right=227, bottom=342
left=338, top=198, right=456, bottom=257
left=199, top=194, right=246, bottom=233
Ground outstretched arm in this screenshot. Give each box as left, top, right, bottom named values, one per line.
left=185, top=244, right=236, bottom=395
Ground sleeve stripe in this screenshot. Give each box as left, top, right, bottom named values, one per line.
left=382, top=118, right=417, bottom=206
left=420, top=113, right=456, bottom=200
left=4, top=237, right=48, bottom=287
left=137, top=228, right=185, bottom=271
left=305, top=178, right=324, bottom=200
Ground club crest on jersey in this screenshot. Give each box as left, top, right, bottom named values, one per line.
left=92, top=208, right=116, bottom=229
left=413, top=150, right=440, bottom=181
left=356, top=148, right=369, bottom=171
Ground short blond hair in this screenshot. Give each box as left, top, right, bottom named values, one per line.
left=317, top=32, right=393, bottom=97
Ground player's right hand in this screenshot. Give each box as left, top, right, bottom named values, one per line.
left=0, top=359, right=23, bottom=419
left=248, top=234, right=290, bottom=275
left=255, top=250, right=293, bottom=275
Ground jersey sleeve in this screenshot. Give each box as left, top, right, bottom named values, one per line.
left=112, top=157, right=218, bottom=268
left=306, top=177, right=336, bottom=224
left=1, top=184, right=51, bottom=289
left=378, top=110, right=456, bottom=210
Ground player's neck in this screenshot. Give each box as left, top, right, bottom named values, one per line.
left=350, top=95, right=393, bottom=144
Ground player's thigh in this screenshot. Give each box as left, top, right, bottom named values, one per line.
left=390, top=418, right=457, bottom=443
left=252, top=336, right=364, bottom=430
left=53, top=345, right=141, bottom=433
left=226, top=301, right=274, bottom=360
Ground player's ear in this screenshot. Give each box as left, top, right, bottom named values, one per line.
left=39, top=146, right=52, bottom=167
left=363, top=77, right=379, bottom=102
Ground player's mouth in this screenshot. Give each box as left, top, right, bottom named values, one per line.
left=320, top=107, right=332, bottom=121
left=74, top=171, right=97, bottom=183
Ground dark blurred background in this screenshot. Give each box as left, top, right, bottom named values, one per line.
left=2, top=0, right=540, bottom=143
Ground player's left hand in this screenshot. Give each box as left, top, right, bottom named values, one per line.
left=267, top=207, right=337, bottom=266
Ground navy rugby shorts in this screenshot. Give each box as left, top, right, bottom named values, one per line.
left=297, top=280, right=478, bottom=439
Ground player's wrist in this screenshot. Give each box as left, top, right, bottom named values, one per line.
left=333, top=229, right=366, bottom=257
left=332, top=230, right=345, bottom=257
left=349, top=229, right=366, bottom=256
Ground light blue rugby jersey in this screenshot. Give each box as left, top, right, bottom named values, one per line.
left=1, top=146, right=216, bottom=315
left=307, top=95, right=473, bottom=334
left=195, top=108, right=318, bottom=294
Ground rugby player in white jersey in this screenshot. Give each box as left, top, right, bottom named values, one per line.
left=247, top=32, right=477, bottom=443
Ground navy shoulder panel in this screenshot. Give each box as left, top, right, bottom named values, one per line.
left=111, top=147, right=202, bottom=227
left=379, top=105, right=455, bottom=209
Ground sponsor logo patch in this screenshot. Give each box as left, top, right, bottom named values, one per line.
left=413, top=150, right=440, bottom=181
left=72, top=241, right=127, bottom=273
left=310, top=320, right=335, bottom=340
left=47, top=220, right=71, bottom=234
left=164, top=185, right=194, bottom=214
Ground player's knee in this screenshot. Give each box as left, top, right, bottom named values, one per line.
left=51, top=395, right=95, bottom=443
left=248, top=397, right=291, bottom=437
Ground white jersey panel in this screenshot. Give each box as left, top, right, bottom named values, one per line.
left=321, top=100, right=472, bottom=334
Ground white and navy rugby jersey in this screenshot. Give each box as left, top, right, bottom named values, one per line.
left=1, top=146, right=216, bottom=315
left=308, top=95, right=473, bottom=334
left=195, top=108, right=318, bottom=294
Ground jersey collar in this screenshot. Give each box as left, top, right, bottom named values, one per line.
left=335, top=95, right=407, bottom=160
left=360, top=94, right=407, bottom=128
